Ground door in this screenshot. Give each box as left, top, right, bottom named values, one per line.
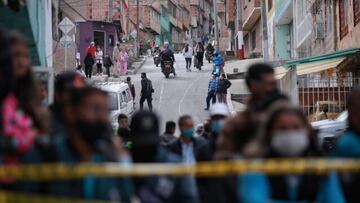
left=94, top=31, right=105, bottom=50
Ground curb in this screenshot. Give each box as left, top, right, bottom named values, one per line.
left=128, top=56, right=148, bottom=75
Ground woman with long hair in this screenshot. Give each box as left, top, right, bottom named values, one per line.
left=182, top=44, right=193, bottom=72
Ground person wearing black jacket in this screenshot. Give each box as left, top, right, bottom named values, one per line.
left=103, top=54, right=113, bottom=77
left=140, top=73, right=154, bottom=111
left=216, top=73, right=232, bottom=104
left=84, top=52, right=95, bottom=78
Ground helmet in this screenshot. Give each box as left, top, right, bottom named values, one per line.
left=164, top=41, right=169, bottom=48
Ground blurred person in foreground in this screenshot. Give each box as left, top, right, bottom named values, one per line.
left=130, top=111, right=199, bottom=203
left=207, top=103, right=230, bottom=156
left=245, top=63, right=284, bottom=114
left=1, top=31, right=49, bottom=167
left=332, top=87, right=360, bottom=203
left=47, top=87, right=133, bottom=202
left=238, top=105, right=345, bottom=203
left=117, top=113, right=131, bottom=148
left=50, top=72, right=86, bottom=139
left=167, top=115, right=211, bottom=164
left=160, top=121, right=177, bottom=145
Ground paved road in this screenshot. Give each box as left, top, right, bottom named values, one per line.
left=130, top=54, right=213, bottom=130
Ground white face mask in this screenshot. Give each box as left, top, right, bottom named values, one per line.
left=271, top=129, right=309, bottom=157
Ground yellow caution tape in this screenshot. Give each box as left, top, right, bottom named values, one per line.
left=0, top=158, right=359, bottom=181
left=0, top=191, right=113, bottom=203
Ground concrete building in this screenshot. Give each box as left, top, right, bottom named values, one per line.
left=336, top=0, right=360, bottom=50
left=274, top=0, right=294, bottom=60
left=240, top=0, right=262, bottom=58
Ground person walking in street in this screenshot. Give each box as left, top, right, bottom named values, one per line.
left=216, top=73, right=232, bottom=104
left=84, top=52, right=94, bottom=78
left=103, top=54, right=113, bottom=77
left=182, top=44, right=193, bottom=72
left=140, top=73, right=154, bottom=111
left=160, top=121, right=177, bottom=145
left=205, top=74, right=218, bottom=110
left=212, top=50, right=223, bottom=77
left=119, top=48, right=129, bottom=76
left=195, top=42, right=205, bottom=66
left=95, top=46, right=103, bottom=75
left=126, top=76, right=136, bottom=106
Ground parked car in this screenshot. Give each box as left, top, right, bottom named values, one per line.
left=311, top=110, right=348, bottom=149
left=308, top=101, right=345, bottom=122
left=95, top=82, right=135, bottom=128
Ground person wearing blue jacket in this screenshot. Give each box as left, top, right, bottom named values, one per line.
left=212, top=50, right=223, bottom=77
left=331, top=87, right=360, bottom=203
left=238, top=105, right=345, bottom=203
left=205, top=74, right=218, bottom=110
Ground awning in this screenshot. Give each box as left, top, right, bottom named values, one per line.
left=274, top=66, right=289, bottom=79
left=296, top=57, right=346, bottom=75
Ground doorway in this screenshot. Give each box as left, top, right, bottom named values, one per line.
left=94, top=31, right=105, bottom=51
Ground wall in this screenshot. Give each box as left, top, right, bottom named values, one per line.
left=337, top=0, right=360, bottom=50
left=79, top=22, right=118, bottom=63
left=275, top=25, right=290, bottom=59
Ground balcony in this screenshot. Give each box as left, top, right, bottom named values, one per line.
left=242, top=0, right=261, bottom=30
left=149, top=19, right=161, bottom=34
left=275, top=0, right=293, bottom=25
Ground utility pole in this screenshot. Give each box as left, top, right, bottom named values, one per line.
left=261, top=0, right=269, bottom=61
left=136, top=0, right=140, bottom=58
left=213, top=0, right=219, bottom=50
left=109, top=0, right=113, bottom=22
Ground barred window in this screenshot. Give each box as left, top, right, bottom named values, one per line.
left=339, top=0, right=349, bottom=39
left=354, top=0, right=360, bottom=25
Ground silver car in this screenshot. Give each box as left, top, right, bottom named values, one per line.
left=311, top=111, right=348, bottom=147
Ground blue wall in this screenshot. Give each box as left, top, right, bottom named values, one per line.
left=275, top=25, right=290, bottom=59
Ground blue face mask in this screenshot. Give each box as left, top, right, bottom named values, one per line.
left=183, top=128, right=195, bottom=138
left=211, top=120, right=225, bottom=134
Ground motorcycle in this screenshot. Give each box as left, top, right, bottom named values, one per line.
left=206, top=50, right=213, bottom=63
left=162, top=60, right=174, bottom=78
left=153, top=54, right=161, bottom=67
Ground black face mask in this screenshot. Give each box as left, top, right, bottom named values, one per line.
left=75, top=120, right=110, bottom=147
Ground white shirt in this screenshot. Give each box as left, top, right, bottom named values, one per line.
left=181, top=141, right=196, bottom=164
left=182, top=47, right=193, bottom=58
left=95, top=50, right=103, bottom=64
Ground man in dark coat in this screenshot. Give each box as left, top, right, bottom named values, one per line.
left=139, top=73, right=154, bottom=111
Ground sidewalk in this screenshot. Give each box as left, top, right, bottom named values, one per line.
left=224, top=58, right=264, bottom=114
left=90, top=56, right=147, bottom=83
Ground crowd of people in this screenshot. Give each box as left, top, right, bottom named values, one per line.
left=1, top=29, right=360, bottom=203
left=81, top=41, right=129, bottom=79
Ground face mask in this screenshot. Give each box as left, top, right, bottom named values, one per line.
left=271, top=129, right=309, bottom=157
left=211, top=120, right=225, bottom=134
left=76, top=120, right=109, bottom=147
left=183, top=128, right=195, bottom=138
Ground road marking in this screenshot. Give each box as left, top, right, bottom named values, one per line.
left=158, top=79, right=165, bottom=109
left=178, top=74, right=202, bottom=115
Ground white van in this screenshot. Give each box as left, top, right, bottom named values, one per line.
left=95, top=82, right=135, bottom=127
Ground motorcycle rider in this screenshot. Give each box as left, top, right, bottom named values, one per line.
left=153, top=44, right=161, bottom=55
left=160, top=42, right=176, bottom=76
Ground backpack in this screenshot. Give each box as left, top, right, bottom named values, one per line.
left=146, top=79, right=154, bottom=95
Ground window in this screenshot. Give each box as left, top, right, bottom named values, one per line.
left=251, top=29, right=256, bottom=50
left=339, top=0, right=349, bottom=39
left=354, top=0, right=360, bottom=25
left=268, top=0, right=273, bottom=11
left=122, top=91, right=128, bottom=103
left=108, top=92, right=118, bottom=111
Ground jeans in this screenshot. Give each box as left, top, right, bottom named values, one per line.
left=140, top=95, right=153, bottom=111
left=85, top=65, right=92, bottom=78
left=206, top=90, right=216, bottom=109
left=96, top=63, right=102, bottom=74
left=105, top=66, right=111, bottom=77
left=197, top=52, right=204, bottom=66
left=185, top=58, right=192, bottom=70
left=217, top=93, right=227, bottom=104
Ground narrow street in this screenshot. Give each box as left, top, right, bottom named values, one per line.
left=131, top=54, right=213, bottom=128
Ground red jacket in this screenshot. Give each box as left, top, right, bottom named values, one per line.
left=87, top=46, right=96, bottom=58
